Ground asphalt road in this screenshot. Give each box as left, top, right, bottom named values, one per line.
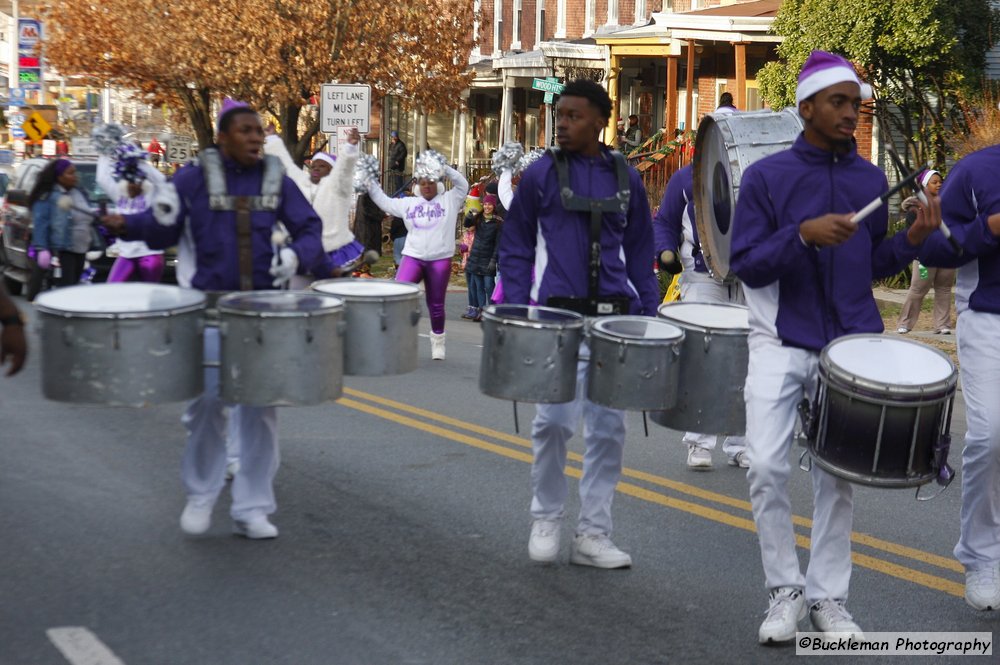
left=0, top=290, right=995, bottom=664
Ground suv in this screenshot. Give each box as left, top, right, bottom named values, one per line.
left=0, top=157, right=175, bottom=295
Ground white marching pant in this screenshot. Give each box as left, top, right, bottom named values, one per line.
left=180, top=326, right=279, bottom=521
left=679, top=273, right=747, bottom=456
left=954, top=311, right=1000, bottom=569
left=530, top=354, right=627, bottom=536
left=745, top=339, right=854, bottom=603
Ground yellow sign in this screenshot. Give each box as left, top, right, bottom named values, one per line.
left=23, top=112, right=51, bottom=141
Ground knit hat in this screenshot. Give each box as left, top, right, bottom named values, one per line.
left=483, top=193, right=499, bottom=207
left=795, top=50, right=873, bottom=106
left=919, top=169, right=940, bottom=189
left=53, top=158, right=73, bottom=176
left=217, top=98, right=252, bottom=131
left=311, top=152, right=336, bottom=168
left=390, top=130, right=399, bottom=138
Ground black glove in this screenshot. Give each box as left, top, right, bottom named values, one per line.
left=463, top=211, right=478, bottom=228
left=487, top=259, right=497, bottom=275
left=659, top=250, right=683, bottom=275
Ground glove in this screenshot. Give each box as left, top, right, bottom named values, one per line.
left=269, top=247, right=299, bottom=287
left=659, top=250, right=682, bottom=275
left=36, top=249, right=52, bottom=270
left=459, top=243, right=469, bottom=253
left=487, top=259, right=497, bottom=275
left=151, top=182, right=180, bottom=227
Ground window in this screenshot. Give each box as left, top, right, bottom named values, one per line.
left=556, top=0, right=567, bottom=38
left=493, top=0, right=503, bottom=57
left=537, top=0, right=546, bottom=44
left=512, top=0, right=522, bottom=49
left=745, top=81, right=765, bottom=111
left=635, top=0, right=646, bottom=24
left=585, top=0, right=595, bottom=36
left=607, top=0, right=619, bottom=27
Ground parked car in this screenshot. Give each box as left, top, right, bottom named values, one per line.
left=0, top=157, right=175, bottom=296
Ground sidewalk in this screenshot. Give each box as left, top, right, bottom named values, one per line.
left=873, top=286, right=956, bottom=351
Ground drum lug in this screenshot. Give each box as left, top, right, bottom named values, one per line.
left=379, top=304, right=388, bottom=332
left=256, top=320, right=264, bottom=345
left=61, top=325, right=73, bottom=348
left=112, top=319, right=120, bottom=351
left=798, top=448, right=812, bottom=472
left=410, top=308, right=421, bottom=327
left=617, top=341, right=627, bottom=362
left=703, top=332, right=712, bottom=353
left=305, top=313, right=314, bottom=344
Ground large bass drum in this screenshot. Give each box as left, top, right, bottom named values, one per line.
left=693, top=108, right=803, bottom=282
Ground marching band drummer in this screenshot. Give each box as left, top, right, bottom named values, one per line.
left=500, top=79, right=659, bottom=568
left=653, top=157, right=749, bottom=471
left=102, top=100, right=327, bottom=540
left=729, top=51, right=940, bottom=643
left=918, top=145, right=1000, bottom=611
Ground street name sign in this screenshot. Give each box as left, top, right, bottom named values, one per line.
left=532, top=78, right=565, bottom=95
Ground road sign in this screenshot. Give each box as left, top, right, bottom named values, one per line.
left=10, top=127, right=26, bottom=139
left=320, top=83, right=371, bottom=134
left=531, top=77, right=565, bottom=95
left=166, top=136, right=193, bottom=163
left=42, top=139, right=57, bottom=157
left=18, top=19, right=42, bottom=47
left=71, top=137, right=98, bottom=157
left=8, top=88, right=25, bottom=106
left=22, top=112, right=51, bottom=141
left=7, top=113, right=25, bottom=125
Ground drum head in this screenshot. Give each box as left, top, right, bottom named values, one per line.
left=693, top=109, right=803, bottom=282
left=34, top=283, right=205, bottom=316
left=482, top=304, right=584, bottom=328
left=657, top=302, right=749, bottom=331
left=593, top=316, right=684, bottom=341
left=219, top=291, right=343, bottom=313
left=824, top=335, right=955, bottom=388
left=312, top=278, right=419, bottom=298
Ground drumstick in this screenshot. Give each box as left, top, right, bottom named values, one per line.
left=849, top=165, right=927, bottom=225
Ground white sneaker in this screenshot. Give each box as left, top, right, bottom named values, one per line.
left=569, top=533, right=632, bottom=569
left=809, top=599, right=863, bottom=638
left=233, top=516, right=279, bottom=540
left=180, top=497, right=215, bottom=535
left=896, top=327, right=910, bottom=334
left=686, top=445, right=713, bottom=470
left=528, top=519, right=561, bottom=562
left=937, top=327, right=952, bottom=335
left=758, top=587, right=806, bottom=644
left=430, top=332, right=446, bottom=360
left=965, top=563, right=1000, bottom=611
left=727, top=451, right=750, bottom=468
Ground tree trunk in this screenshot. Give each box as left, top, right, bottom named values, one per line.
left=177, top=86, right=215, bottom=151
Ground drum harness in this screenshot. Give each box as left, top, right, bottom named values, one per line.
left=200, top=148, right=285, bottom=292
left=545, top=147, right=633, bottom=319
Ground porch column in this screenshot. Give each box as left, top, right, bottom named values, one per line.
left=458, top=91, right=470, bottom=172
left=685, top=39, right=695, bottom=132
left=666, top=55, right=678, bottom=133
left=607, top=50, right=621, bottom=145
left=500, top=76, right=514, bottom=146
left=734, top=42, right=747, bottom=110
left=544, top=102, right=553, bottom=148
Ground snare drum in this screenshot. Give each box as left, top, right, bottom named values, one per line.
left=586, top=316, right=685, bottom=411
left=34, top=283, right=205, bottom=406
left=311, top=279, right=421, bottom=376
left=479, top=304, right=584, bottom=403
left=217, top=291, right=344, bottom=406
left=652, top=301, right=750, bottom=435
left=806, top=334, right=957, bottom=488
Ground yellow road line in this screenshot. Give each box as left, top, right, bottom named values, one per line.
left=342, top=388, right=964, bottom=575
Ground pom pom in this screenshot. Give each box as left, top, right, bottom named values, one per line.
left=112, top=142, right=149, bottom=184
left=91, top=123, right=127, bottom=157
left=413, top=150, right=447, bottom=182
left=353, top=153, right=381, bottom=193
left=492, top=142, right=524, bottom=175
left=516, top=148, right=545, bottom=175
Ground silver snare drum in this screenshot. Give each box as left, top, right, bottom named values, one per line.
left=587, top=316, right=685, bottom=411
left=479, top=304, right=584, bottom=403
left=311, top=279, right=421, bottom=376
left=34, top=283, right=205, bottom=406
left=218, top=291, right=344, bottom=407
left=803, top=334, right=957, bottom=488
left=652, top=301, right=750, bottom=435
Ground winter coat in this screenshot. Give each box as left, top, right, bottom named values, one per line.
left=465, top=212, right=501, bottom=276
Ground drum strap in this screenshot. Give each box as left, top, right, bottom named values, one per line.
left=547, top=147, right=632, bottom=316
left=234, top=196, right=255, bottom=291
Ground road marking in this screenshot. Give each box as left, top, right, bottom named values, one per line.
left=47, top=627, right=127, bottom=665
left=342, top=387, right=964, bottom=574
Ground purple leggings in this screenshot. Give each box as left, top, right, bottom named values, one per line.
left=108, top=254, right=166, bottom=283
left=396, top=256, right=451, bottom=334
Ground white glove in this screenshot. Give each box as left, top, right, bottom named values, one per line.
left=151, top=182, right=180, bottom=227
left=269, top=247, right=299, bottom=287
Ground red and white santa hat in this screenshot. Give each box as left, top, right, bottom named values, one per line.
left=795, top=50, right=873, bottom=106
